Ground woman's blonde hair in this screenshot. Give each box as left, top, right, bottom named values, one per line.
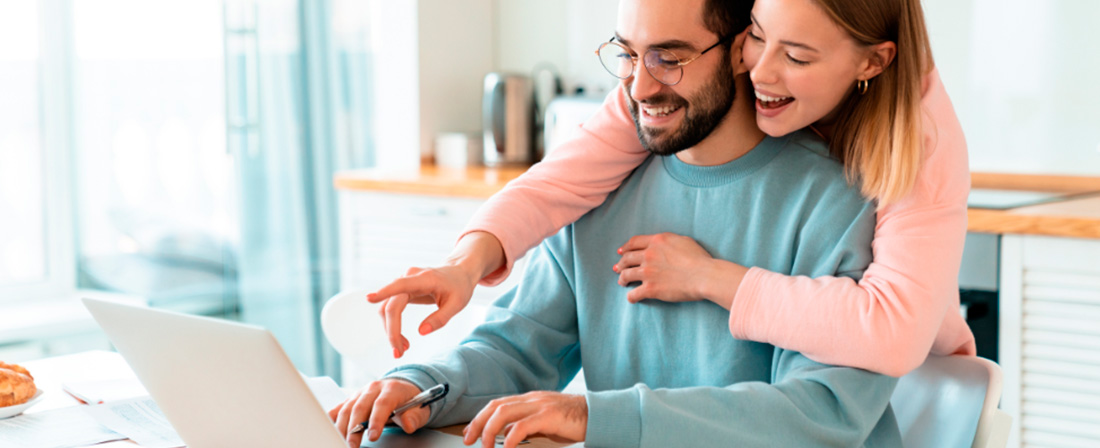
left=814, top=0, right=933, bottom=205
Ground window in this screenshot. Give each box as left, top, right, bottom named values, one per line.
left=71, top=0, right=236, bottom=316
left=0, top=0, right=74, bottom=300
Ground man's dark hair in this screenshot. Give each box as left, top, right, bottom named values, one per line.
left=702, top=0, right=754, bottom=42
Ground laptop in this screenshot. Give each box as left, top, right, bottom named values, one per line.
left=82, top=297, right=472, bottom=448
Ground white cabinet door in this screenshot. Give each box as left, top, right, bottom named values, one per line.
left=339, top=191, right=527, bottom=306
left=336, top=191, right=533, bottom=387
left=1000, top=235, right=1100, bottom=448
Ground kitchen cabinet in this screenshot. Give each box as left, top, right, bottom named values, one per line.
left=999, top=235, right=1100, bottom=447
left=336, top=188, right=529, bottom=388
left=338, top=190, right=527, bottom=304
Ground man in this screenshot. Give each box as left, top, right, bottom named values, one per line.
left=331, top=0, right=901, bottom=446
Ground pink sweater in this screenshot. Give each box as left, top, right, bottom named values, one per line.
left=463, top=69, right=977, bottom=377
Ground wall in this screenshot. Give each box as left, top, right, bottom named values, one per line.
left=371, top=0, right=421, bottom=170
left=924, top=0, right=1100, bottom=175
left=496, top=0, right=618, bottom=97
left=417, top=0, right=495, bottom=159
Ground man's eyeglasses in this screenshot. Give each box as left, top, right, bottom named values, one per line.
left=595, top=34, right=734, bottom=86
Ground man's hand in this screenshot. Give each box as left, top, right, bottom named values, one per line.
left=329, top=379, right=429, bottom=447
left=463, top=392, right=587, bottom=448
left=368, top=265, right=479, bottom=358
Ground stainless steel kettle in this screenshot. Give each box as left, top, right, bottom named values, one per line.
left=482, top=73, right=534, bottom=166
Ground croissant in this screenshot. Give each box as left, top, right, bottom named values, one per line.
left=0, top=362, right=36, bottom=407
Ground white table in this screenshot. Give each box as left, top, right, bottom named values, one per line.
left=17, top=350, right=144, bottom=447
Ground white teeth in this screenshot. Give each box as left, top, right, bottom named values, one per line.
left=754, top=90, right=791, bottom=103
left=643, top=105, right=679, bottom=117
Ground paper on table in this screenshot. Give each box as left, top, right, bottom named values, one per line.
left=306, top=376, right=348, bottom=411
left=82, top=397, right=183, bottom=448
left=0, top=405, right=124, bottom=448
left=62, top=378, right=148, bottom=404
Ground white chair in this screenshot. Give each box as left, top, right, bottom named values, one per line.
left=890, top=355, right=1013, bottom=448
left=321, top=289, right=490, bottom=389
left=321, top=289, right=587, bottom=393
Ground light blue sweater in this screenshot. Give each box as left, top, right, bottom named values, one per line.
left=388, top=130, right=902, bottom=447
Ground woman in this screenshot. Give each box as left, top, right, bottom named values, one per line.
left=369, top=0, right=976, bottom=377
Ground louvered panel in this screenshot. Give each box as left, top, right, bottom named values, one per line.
left=1023, top=357, right=1100, bottom=382
left=1024, top=271, right=1100, bottom=290
left=1017, top=238, right=1100, bottom=448
left=1021, top=414, right=1100, bottom=439
left=1024, top=300, right=1100, bottom=320
left=1022, top=402, right=1100, bottom=426
left=1022, top=316, right=1100, bottom=337
left=1022, top=387, right=1100, bottom=411
left=345, top=191, right=483, bottom=226
left=354, top=233, right=459, bottom=254
left=1022, top=342, right=1100, bottom=366
left=341, top=192, right=487, bottom=290
left=1023, top=329, right=1100, bottom=352
left=1023, top=285, right=1100, bottom=306
left=1022, top=429, right=1100, bottom=448
left=1023, top=373, right=1100, bottom=395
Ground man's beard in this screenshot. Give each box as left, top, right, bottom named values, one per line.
left=626, top=52, right=736, bottom=156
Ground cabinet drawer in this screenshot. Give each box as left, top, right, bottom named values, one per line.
left=1021, top=236, right=1100, bottom=274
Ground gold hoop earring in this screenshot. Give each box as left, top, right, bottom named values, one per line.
left=858, top=79, right=869, bottom=95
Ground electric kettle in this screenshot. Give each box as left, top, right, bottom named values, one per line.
left=482, top=72, right=535, bottom=166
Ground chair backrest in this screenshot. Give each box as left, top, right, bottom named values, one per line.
left=890, top=355, right=1011, bottom=448
left=321, top=289, right=489, bottom=385
left=321, top=289, right=588, bottom=393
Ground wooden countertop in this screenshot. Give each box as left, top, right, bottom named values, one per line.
left=335, top=167, right=1100, bottom=239
left=334, top=165, right=528, bottom=199
left=968, top=172, right=1100, bottom=239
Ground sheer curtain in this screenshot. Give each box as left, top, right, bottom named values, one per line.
left=225, top=0, right=377, bottom=377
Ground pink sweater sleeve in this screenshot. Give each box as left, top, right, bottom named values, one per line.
left=728, top=68, right=977, bottom=377
left=463, top=85, right=649, bottom=285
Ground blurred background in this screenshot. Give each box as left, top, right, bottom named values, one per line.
left=1, top=0, right=1098, bottom=383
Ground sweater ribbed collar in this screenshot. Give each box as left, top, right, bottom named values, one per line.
left=660, top=134, right=784, bottom=188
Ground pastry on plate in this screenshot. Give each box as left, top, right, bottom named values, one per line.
left=0, top=362, right=36, bottom=407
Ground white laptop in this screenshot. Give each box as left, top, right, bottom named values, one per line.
left=82, top=297, right=472, bottom=448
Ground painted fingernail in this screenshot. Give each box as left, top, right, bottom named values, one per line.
left=617, top=247, right=623, bottom=254
left=612, top=264, right=619, bottom=272
left=419, top=322, right=433, bottom=335
left=393, top=348, right=401, bottom=358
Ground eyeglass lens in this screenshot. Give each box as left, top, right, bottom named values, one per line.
left=597, top=42, right=684, bottom=86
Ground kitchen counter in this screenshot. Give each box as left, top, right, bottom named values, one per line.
left=334, top=164, right=528, bottom=199
left=969, top=172, right=1100, bottom=239
left=335, top=167, right=1100, bottom=239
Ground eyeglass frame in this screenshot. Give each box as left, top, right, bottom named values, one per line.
left=595, top=33, right=735, bottom=86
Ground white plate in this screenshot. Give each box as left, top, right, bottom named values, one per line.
left=0, top=389, right=45, bottom=419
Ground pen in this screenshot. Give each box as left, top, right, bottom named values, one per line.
left=349, top=383, right=449, bottom=434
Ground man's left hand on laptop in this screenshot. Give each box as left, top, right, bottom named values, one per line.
left=328, top=379, right=427, bottom=447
